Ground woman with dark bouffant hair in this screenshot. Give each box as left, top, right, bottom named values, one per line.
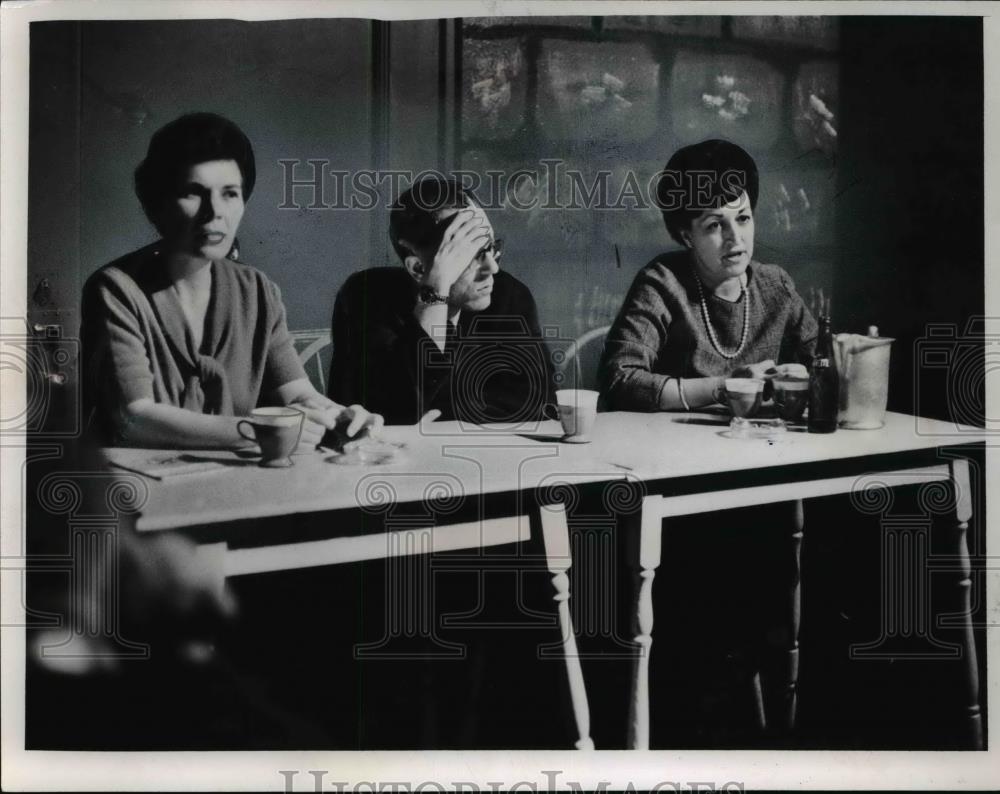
left=81, top=112, right=381, bottom=448
left=598, top=140, right=821, bottom=743
left=600, top=138, right=817, bottom=411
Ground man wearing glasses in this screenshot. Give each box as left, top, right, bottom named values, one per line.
left=326, top=177, right=568, bottom=749
left=329, top=175, right=555, bottom=426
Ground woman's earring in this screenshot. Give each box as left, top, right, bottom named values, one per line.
left=227, top=237, right=240, bottom=261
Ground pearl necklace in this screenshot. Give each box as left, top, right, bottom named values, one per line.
left=693, top=271, right=750, bottom=360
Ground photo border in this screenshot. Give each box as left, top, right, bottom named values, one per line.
left=2, top=0, right=997, bottom=790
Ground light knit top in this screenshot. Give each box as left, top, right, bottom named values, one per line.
left=81, top=243, right=306, bottom=443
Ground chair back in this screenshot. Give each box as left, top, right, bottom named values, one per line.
left=558, top=325, right=610, bottom=392
left=291, top=329, right=332, bottom=394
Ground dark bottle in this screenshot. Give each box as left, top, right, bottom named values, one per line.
left=808, top=315, right=839, bottom=433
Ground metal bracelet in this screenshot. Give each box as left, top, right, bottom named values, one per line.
left=677, top=378, right=691, bottom=412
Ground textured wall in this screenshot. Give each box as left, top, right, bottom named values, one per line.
left=458, top=16, right=840, bottom=341
left=31, top=18, right=375, bottom=336
left=27, top=16, right=984, bottom=425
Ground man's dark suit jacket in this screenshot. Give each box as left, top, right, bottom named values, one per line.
left=328, top=267, right=556, bottom=425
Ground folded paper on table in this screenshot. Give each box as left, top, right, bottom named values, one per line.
left=106, top=452, right=227, bottom=480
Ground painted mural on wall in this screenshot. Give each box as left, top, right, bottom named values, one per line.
left=459, top=15, right=839, bottom=340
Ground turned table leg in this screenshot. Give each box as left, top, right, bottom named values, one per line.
left=752, top=670, right=767, bottom=732
left=760, top=499, right=803, bottom=739
left=783, top=498, right=804, bottom=732
left=539, top=501, right=594, bottom=750
left=627, top=495, right=663, bottom=750
left=948, top=458, right=983, bottom=749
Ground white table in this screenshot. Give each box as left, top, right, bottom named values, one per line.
left=102, top=411, right=987, bottom=750
left=103, top=420, right=628, bottom=751
left=574, top=410, right=986, bottom=750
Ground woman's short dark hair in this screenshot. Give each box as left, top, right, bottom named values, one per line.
left=134, top=112, right=256, bottom=232
left=655, top=139, right=759, bottom=247
left=389, top=175, right=476, bottom=261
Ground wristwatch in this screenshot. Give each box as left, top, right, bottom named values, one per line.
left=417, top=285, right=449, bottom=305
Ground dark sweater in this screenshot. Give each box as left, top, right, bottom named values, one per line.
left=328, top=267, right=555, bottom=425
left=600, top=251, right=818, bottom=410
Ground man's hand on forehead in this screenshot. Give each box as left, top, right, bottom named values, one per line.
left=435, top=201, right=487, bottom=229
left=441, top=207, right=491, bottom=244
left=425, top=207, right=492, bottom=293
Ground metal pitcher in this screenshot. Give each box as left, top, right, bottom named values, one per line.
left=832, top=326, right=894, bottom=429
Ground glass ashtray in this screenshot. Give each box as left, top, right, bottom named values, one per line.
left=329, top=438, right=405, bottom=466
left=728, top=416, right=787, bottom=440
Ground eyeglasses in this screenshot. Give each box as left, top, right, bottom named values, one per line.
left=477, top=238, right=504, bottom=263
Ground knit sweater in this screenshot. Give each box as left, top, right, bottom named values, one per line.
left=328, top=267, right=554, bottom=425
left=599, top=250, right=818, bottom=411
left=81, top=243, right=307, bottom=443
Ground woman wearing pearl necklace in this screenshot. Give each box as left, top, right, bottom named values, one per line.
left=598, top=139, right=820, bottom=743
left=599, top=139, right=817, bottom=412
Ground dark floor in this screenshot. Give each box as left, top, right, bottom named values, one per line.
left=577, top=489, right=987, bottom=751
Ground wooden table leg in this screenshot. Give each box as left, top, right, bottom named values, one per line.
left=759, top=499, right=802, bottom=739
left=627, top=495, right=663, bottom=750
left=784, top=498, right=804, bottom=732
left=539, top=501, right=594, bottom=750
left=752, top=670, right=767, bottom=732
left=948, top=458, right=983, bottom=749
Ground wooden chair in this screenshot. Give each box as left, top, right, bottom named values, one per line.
left=291, top=328, right=332, bottom=394
left=279, top=327, right=595, bottom=748
left=558, top=325, right=610, bottom=392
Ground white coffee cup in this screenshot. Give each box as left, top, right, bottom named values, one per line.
left=554, top=389, right=599, bottom=443
left=237, top=407, right=304, bottom=467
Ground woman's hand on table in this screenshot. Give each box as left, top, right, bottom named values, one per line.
left=773, top=362, right=809, bottom=379
left=731, top=360, right=809, bottom=400
left=276, top=379, right=384, bottom=451
left=285, top=393, right=384, bottom=450
left=732, top=359, right=777, bottom=381
left=731, top=359, right=779, bottom=400
left=732, top=361, right=808, bottom=380
left=324, top=403, right=385, bottom=450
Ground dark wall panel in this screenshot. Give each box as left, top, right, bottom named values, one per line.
left=836, top=17, right=984, bottom=421
left=67, top=19, right=373, bottom=334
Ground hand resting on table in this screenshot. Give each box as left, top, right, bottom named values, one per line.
left=731, top=361, right=809, bottom=400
